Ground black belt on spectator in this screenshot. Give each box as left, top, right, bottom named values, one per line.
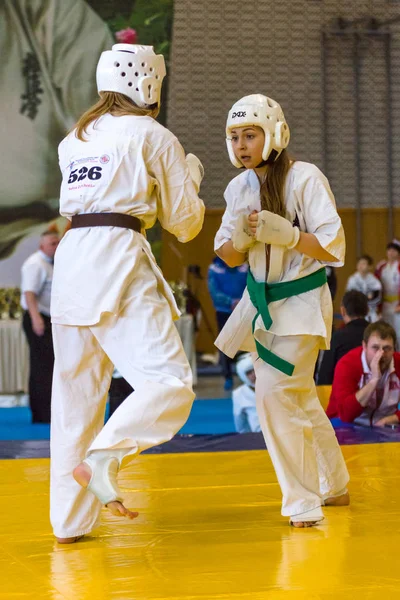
left=71, top=213, right=141, bottom=232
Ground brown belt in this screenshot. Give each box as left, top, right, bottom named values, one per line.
left=70, top=213, right=141, bottom=232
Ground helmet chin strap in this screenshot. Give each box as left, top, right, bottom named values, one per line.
left=255, top=149, right=279, bottom=168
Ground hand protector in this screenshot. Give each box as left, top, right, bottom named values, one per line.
left=255, top=210, right=300, bottom=248
left=232, top=214, right=255, bottom=253
left=186, top=153, right=204, bottom=192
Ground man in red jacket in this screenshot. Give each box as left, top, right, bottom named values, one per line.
left=327, top=321, right=400, bottom=427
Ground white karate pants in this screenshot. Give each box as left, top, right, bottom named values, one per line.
left=50, top=265, right=194, bottom=538
left=252, top=333, right=349, bottom=520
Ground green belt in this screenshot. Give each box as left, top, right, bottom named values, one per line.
left=247, top=267, right=327, bottom=376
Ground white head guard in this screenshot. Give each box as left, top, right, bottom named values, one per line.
left=236, top=353, right=255, bottom=388
left=226, top=94, right=290, bottom=168
left=96, top=44, right=166, bottom=107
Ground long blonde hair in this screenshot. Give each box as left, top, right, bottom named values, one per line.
left=260, top=149, right=293, bottom=217
left=73, top=92, right=159, bottom=141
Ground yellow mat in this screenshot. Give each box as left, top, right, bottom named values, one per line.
left=0, top=443, right=399, bottom=599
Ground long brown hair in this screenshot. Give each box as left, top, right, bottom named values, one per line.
left=259, top=149, right=293, bottom=217
left=73, top=92, right=159, bottom=141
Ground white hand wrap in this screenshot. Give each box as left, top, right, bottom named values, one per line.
left=255, top=210, right=300, bottom=249
left=232, top=214, right=255, bottom=253
left=186, top=153, right=204, bottom=192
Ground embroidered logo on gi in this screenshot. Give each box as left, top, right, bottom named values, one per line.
left=100, top=154, right=110, bottom=164
left=293, top=212, right=300, bottom=228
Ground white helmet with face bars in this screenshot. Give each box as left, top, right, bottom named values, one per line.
left=236, top=353, right=255, bottom=387
left=226, top=94, right=290, bottom=168
left=96, top=44, right=166, bottom=107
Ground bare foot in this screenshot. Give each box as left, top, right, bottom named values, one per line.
left=105, top=500, right=139, bottom=519
left=56, top=535, right=84, bottom=544
left=290, top=520, right=320, bottom=528
left=324, top=491, right=350, bottom=506
left=73, top=462, right=139, bottom=520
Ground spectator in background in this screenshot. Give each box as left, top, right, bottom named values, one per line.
left=208, top=256, right=248, bottom=390
left=318, top=290, right=369, bottom=385
left=375, top=241, right=400, bottom=346
left=232, top=353, right=260, bottom=433
left=327, top=321, right=400, bottom=427
left=21, top=231, right=59, bottom=422
left=346, top=255, right=382, bottom=322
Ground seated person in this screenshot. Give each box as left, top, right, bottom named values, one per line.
left=346, top=255, right=382, bottom=322
left=232, top=354, right=261, bottom=433
left=318, top=290, right=369, bottom=385
left=327, top=321, right=400, bottom=427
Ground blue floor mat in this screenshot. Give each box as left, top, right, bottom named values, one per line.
left=0, top=408, right=50, bottom=441
left=0, top=398, right=236, bottom=441
left=2, top=403, right=400, bottom=444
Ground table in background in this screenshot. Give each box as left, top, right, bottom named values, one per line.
left=0, top=319, right=29, bottom=399
left=0, top=314, right=196, bottom=401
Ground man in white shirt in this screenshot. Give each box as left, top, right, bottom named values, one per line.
left=21, top=231, right=59, bottom=422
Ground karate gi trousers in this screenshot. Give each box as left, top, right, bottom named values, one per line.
left=252, top=333, right=349, bottom=520
left=50, top=264, right=194, bottom=538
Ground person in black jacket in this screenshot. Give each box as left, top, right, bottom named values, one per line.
left=318, top=290, right=369, bottom=385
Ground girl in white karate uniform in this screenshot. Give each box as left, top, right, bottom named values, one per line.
left=215, top=94, right=349, bottom=527
left=50, top=44, right=205, bottom=543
